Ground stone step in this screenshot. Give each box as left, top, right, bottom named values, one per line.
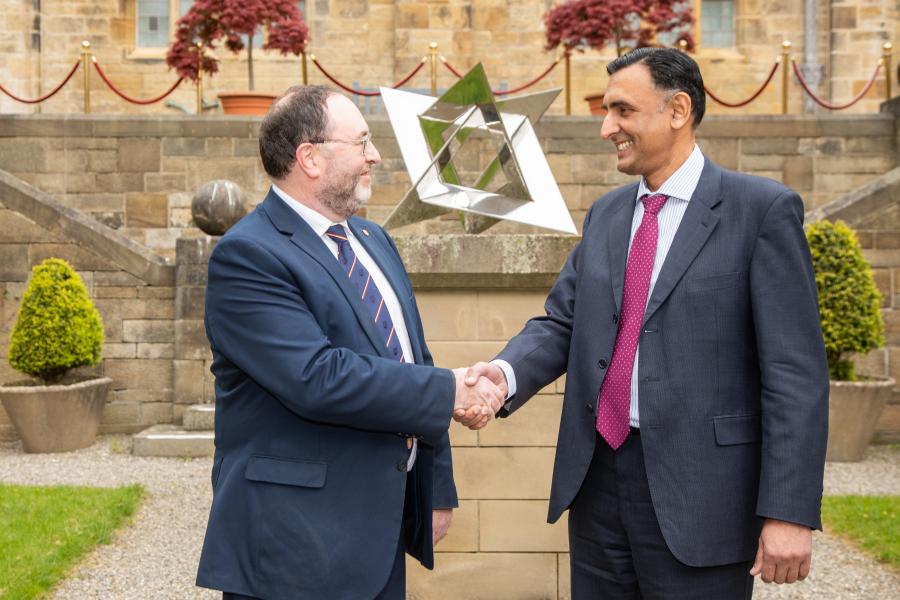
left=183, top=404, right=215, bottom=431
left=132, top=424, right=214, bottom=457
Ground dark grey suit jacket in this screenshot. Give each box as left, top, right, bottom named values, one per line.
left=496, top=159, right=829, bottom=567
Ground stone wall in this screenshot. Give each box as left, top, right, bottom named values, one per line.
left=0, top=113, right=895, bottom=259
left=0, top=0, right=896, bottom=117
left=1, top=156, right=898, bottom=597
left=0, top=168, right=175, bottom=440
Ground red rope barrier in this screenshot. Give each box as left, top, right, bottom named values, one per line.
left=441, top=57, right=464, bottom=79
left=440, top=57, right=561, bottom=95
left=310, top=58, right=426, bottom=96
left=0, top=61, right=80, bottom=104
left=93, top=59, right=183, bottom=105
left=704, top=61, right=779, bottom=108
left=792, top=59, right=882, bottom=110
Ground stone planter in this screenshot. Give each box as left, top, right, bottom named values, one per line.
left=0, top=377, right=112, bottom=453
left=826, top=378, right=894, bottom=461
left=217, top=91, right=278, bottom=115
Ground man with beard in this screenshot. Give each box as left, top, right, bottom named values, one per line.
left=196, top=85, right=503, bottom=600
left=461, top=48, right=828, bottom=598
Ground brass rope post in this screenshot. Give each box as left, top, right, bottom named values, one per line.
left=884, top=42, right=893, bottom=102
left=564, top=51, right=571, bottom=115
left=429, top=42, right=438, bottom=96
left=195, top=42, right=203, bottom=115
left=678, top=39, right=688, bottom=53
left=302, top=41, right=309, bottom=85
left=781, top=40, right=791, bottom=115
left=81, top=40, right=91, bottom=113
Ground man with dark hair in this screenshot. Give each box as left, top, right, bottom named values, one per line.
left=196, top=85, right=503, bottom=599
left=460, top=48, right=828, bottom=598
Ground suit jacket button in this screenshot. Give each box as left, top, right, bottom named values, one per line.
left=612, top=313, right=619, bottom=324
left=396, top=461, right=407, bottom=472
left=598, top=359, right=608, bottom=369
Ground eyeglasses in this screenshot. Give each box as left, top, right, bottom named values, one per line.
left=308, top=134, right=371, bottom=156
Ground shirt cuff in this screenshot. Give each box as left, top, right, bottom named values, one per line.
left=491, top=359, right=517, bottom=399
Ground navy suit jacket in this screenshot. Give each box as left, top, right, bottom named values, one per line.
left=196, top=189, right=457, bottom=599
left=497, top=159, right=829, bottom=567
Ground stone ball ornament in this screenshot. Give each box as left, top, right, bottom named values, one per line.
left=191, top=180, right=247, bottom=236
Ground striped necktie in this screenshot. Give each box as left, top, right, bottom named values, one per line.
left=325, top=224, right=405, bottom=363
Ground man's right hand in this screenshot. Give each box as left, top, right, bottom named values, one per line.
left=451, top=368, right=504, bottom=430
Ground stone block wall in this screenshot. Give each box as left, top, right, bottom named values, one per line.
left=0, top=113, right=895, bottom=259
left=0, top=169, right=175, bottom=440
left=0, top=0, right=896, bottom=117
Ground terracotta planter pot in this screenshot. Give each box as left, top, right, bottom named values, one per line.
left=0, top=377, right=111, bottom=453
left=826, top=377, right=894, bottom=461
left=218, top=91, right=278, bottom=115
left=584, top=92, right=607, bottom=116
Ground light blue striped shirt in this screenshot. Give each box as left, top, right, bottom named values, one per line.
left=496, top=144, right=706, bottom=428
left=627, top=144, right=705, bottom=426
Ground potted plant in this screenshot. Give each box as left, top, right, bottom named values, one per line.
left=166, top=0, right=310, bottom=115
left=807, top=220, right=892, bottom=461
left=543, top=0, right=695, bottom=115
left=0, top=259, right=110, bottom=453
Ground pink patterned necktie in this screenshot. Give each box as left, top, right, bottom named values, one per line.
left=596, top=193, right=669, bottom=450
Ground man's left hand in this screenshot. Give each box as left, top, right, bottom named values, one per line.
left=750, top=518, right=812, bottom=584
left=433, top=509, right=453, bottom=546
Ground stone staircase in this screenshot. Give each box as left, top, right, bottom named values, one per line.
left=132, top=404, right=215, bottom=457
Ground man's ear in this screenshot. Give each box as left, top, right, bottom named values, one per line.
left=295, top=143, right=321, bottom=178
left=670, top=91, right=693, bottom=131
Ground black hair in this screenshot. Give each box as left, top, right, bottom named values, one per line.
left=606, top=47, right=706, bottom=128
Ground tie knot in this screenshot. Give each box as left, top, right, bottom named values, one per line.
left=641, top=194, right=668, bottom=216
left=325, top=224, right=348, bottom=243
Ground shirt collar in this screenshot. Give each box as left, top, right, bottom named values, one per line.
left=636, top=144, right=704, bottom=203
left=271, top=184, right=351, bottom=239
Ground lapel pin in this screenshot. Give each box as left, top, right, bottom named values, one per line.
left=362, top=228, right=370, bottom=237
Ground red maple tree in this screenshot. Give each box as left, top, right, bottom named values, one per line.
left=166, top=0, right=309, bottom=90
left=544, top=0, right=695, bottom=57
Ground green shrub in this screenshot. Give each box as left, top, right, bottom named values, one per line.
left=806, top=220, right=884, bottom=380
left=8, top=258, right=104, bottom=384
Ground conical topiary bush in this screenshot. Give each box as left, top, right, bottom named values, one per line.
left=8, top=258, right=104, bottom=384
left=1, top=258, right=110, bottom=453
left=807, top=220, right=892, bottom=461
left=806, top=220, right=884, bottom=381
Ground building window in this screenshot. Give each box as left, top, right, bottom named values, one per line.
left=136, top=0, right=172, bottom=48
left=137, top=1, right=306, bottom=49
left=701, top=0, right=735, bottom=47
left=655, top=1, right=693, bottom=49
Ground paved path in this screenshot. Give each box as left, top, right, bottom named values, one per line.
left=1, top=437, right=898, bottom=599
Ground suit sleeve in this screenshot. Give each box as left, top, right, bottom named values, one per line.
left=205, top=234, right=456, bottom=445
left=494, top=206, right=595, bottom=413
left=749, top=190, right=829, bottom=530
left=383, top=228, right=458, bottom=509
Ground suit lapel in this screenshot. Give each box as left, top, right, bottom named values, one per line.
left=260, top=191, right=391, bottom=359
left=642, top=159, right=722, bottom=325
left=608, top=186, right=639, bottom=314
left=348, top=219, right=425, bottom=365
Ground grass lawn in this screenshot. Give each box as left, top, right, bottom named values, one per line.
left=823, top=495, right=900, bottom=570
left=0, top=483, right=143, bottom=599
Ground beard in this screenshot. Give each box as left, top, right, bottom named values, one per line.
left=319, top=168, right=371, bottom=220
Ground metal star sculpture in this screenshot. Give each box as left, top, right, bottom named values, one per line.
left=380, top=64, right=577, bottom=234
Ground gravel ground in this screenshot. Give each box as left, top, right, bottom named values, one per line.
left=0, top=438, right=898, bottom=599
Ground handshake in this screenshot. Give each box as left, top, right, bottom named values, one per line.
left=451, top=362, right=508, bottom=430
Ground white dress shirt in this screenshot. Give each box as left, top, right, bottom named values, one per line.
left=272, top=185, right=418, bottom=466
left=495, top=145, right=706, bottom=428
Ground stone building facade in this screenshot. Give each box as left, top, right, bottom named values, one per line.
left=0, top=0, right=897, bottom=116
left=1, top=110, right=899, bottom=597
